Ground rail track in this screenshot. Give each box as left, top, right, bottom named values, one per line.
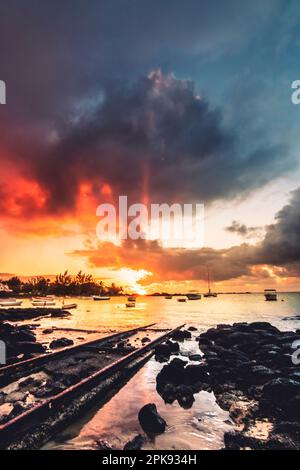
left=0, top=323, right=184, bottom=449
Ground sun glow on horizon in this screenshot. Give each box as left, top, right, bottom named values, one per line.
left=117, top=268, right=152, bottom=294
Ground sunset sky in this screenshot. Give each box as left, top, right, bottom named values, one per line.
left=1, top=0, right=300, bottom=293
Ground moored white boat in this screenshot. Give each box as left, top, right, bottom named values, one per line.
left=93, top=296, right=111, bottom=301
left=32, top=301, right=56, bottom=306
left=61, top=303, right=77, bottom=309
left=126, top=302, right=136, bottom=308
left=32, top=296, right=55, bottom=302
left=264, top=289, right=277, bottom=301
left=0, top=299, right=23, bottom=307
left=187, top=291, right=201, bottom=300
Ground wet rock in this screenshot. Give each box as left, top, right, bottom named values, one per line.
left=10, top=329, right=36, bottom=343
left=262, top=377, right=300, bottom=401
left=121, top=345, right=136, bottom=353
left=184, top=364, right=210, bottom=385
left=219, top=331, right=261, bottom=347
left=250, top=365, right=280, bottom=384
left=188, top=354, right=202, bottom=361
left=266, top=433, right=299, bottom=450
left=5, top=391, right=28, bottom=403
left=50, top=310, right=71, bottom=318
left=248, top=322, right=280, bottom=333
left=154, top=343, right=172, bottom=362
left=49, top=338, right=74, bottom=349
left=34, top=380, right=65, bottom=398
left=188, top=326, right=197, bottom=331
left=159, top=383, right=177, bottom=404
left=171, top=330, right=191, bottom=342
left=141, top=337, right=151, bottom=343
left=154, top=340, right=179, bottom=362
left=0, top=392, right=7, bottom=405
left=166, top=340, right=180, bottom=353
left=95, top=440, right=115, bottom=450
left=274, top=421, right=300, bottom=436
left=8, top=401, right=27, bottom=420
left=198, top=337, right=212, bottom=349
left=138, top=403, right=166, bottom=434
left=19, top=376, right=44, bottom=390
left=156, top=358, right=187, bottom=388
left=42, top=329, right=54, bottom=334
left=123, top=434, right=145, bottom=450
left=0, top=308, right=71, bottom=321
left=195, top=321, right=300, bottom=449
left=17, top=341, right=46, bottom=354
left=224, top=431, right=264, bottom=450
left=176, top=384, right=195, bottom=409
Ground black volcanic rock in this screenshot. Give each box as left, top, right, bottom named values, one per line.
left=171, top=329, right=191, bottom=342
left=138, top=403, right=166, bottom=434
left=123, top=434, right=145, bottom=450
left=49, top=338, right=74, bottom=349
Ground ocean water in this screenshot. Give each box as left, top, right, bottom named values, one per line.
left=21, top=292, right=300, bottom=334
left=24, top=293, right=300, bottom=450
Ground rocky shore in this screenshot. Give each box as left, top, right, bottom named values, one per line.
left=0, top=307, right=71, bottom=322
left=1, top=318, right=300, bottom=450
left=153, top=322, right=300, bottom=450
left=0, top=308, right=72, bottom=365
left=0, top=322, right=46, bottom=364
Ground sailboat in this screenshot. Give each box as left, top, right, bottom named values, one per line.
left=203, top=270, right=217, bottom=298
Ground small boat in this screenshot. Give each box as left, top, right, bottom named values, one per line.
left=264, top=289, right=277, bottom=301
left=93, top=296, right=111, bottom=301
left=165, top=295, right=173, bottom=299
left=177, top=298, right=187, bottom=303
left=62, top=303, right=77, bottom=310
left=187, top=291, right=201, bottom=300
left=32, top=296, right=54, bottom=301
left=126, top=302, right=136, bottom=308
left=127, top=296, right=137, bottom=302
left=203, top=270, right=217, bottom=298
left=32, top=301, right=56, bottom=306
left=203, top=291, right=217, bottom=298
left=0, top=300, right=23, bottom=307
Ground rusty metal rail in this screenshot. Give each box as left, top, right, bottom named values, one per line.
left=0, top=322, right=156, bottom=387
left=0, top=323, right=184, bottom=449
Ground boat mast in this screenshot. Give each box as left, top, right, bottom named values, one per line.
left=207, top=269, right=211, bottom=294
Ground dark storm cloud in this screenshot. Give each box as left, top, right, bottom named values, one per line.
left=225, top=220, right=262, bottom=238
left=258, top=187, right=300, bottom=268
left=0, top=71, right=290, bottom=217
left=0, top=0, right=296, bottom=221
left=0, top=0, right=285, bottom=130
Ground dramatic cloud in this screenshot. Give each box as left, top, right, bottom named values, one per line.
left=0, top=0, right=299, bottom=287
left=72, top=187, right=300, bottom=282
left=258, top=187, right=300, bottom=270
left=0, top=71, right=290, bottom=222
left=225, top=220, right=263, bottom=239
left=72, top=238, right=251, bottom=283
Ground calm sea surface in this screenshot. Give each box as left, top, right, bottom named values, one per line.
left=27, top=293, right=299, bottom=450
